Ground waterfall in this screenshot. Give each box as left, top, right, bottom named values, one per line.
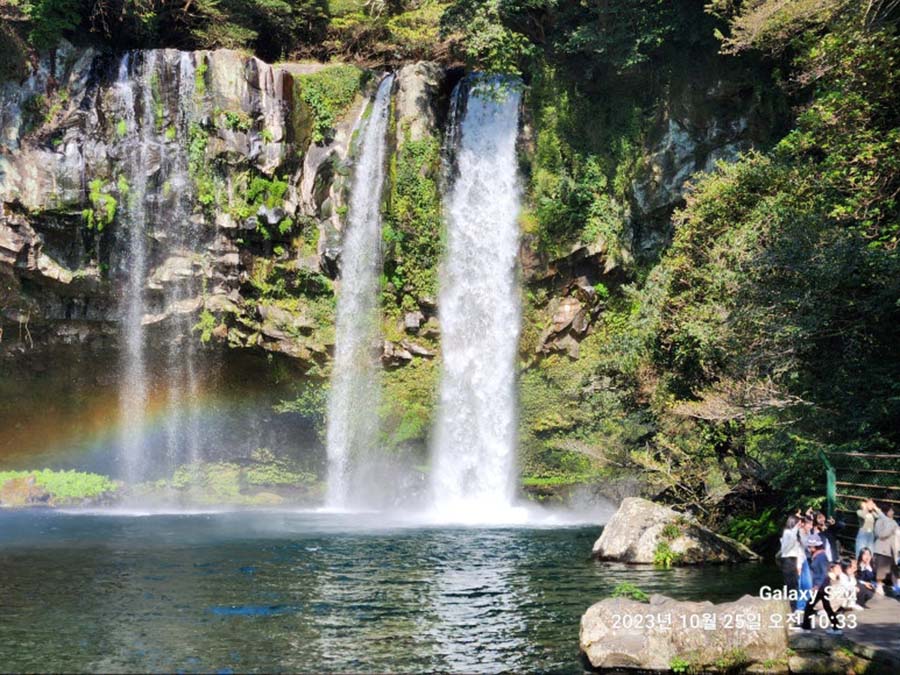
left=115, top=52, right=153, bottom=485
left=324, top=74, right=394, bottom=508
left=115, top=51, right=204, bottom=485
left=161, top=52, right=202, bottom=471
left=430, top=77, right=523, bottom=517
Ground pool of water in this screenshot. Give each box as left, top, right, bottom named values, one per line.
left=0, top=510, right=778, bottom=672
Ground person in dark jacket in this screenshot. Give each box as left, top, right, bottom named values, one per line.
left=802, top=535, right=843, bottom=634
left=850, top=554, right=875, bottom=608
left=808, top=534, right=831, bottom=588
left=811, top=510, right=843, bottom=562
left=857, top=547, right=877, bottom=586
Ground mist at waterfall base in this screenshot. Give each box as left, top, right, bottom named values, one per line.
left=0, top=510, right=778, bottom=673
left=0, top=347, right=322, bottom=485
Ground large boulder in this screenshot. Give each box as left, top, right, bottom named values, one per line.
left=580, top=594, right=789, bottom=672
left=394, top=62, right=444, bottom=142
left=593, top=497, right=759, bottom=564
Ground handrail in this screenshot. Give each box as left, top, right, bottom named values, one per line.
left=836, top=480, right=900, bottom=491
left=837, top=492, right=900, bottom=506
left=829, top=452, right=900, bottom=459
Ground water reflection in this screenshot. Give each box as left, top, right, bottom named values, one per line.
left=425, top=529, right=527, bottom=671
left=0, top=512, right=779, bottom=673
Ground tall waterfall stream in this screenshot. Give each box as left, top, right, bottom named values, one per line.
left=430, top=77, right=524, bottom=519
left=115, top=51, right=203, bottom=484
left=324, top=75, right=395, bottom=509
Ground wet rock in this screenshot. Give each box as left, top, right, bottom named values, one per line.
left=258, top=303, right=314, bottom=340
left=536, top=289, right=599, bottom=359
left=257, top=204, right=285, bottom=226
left=0, top=45, right=445, bottom=366
left=580, top=594, right=788, bottom=671
left=403, top=310, right=425, bottom=332
left=401, top=340, right=434, bottom=358
left=205, top=294, right=239, bottom=314
left=394, top=62, right=444, bottom=142
left=551, top=296, right=581, bottom=332
left=382, top=340, right=413, bottom=367
left=419, top=316, right=440, bottom=340
left=592, top=497, right=760, bottom=564
left=147, top=256, right=198, bottom=290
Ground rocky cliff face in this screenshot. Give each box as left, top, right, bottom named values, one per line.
left=0, top=43, right=381, bottom=366
left=1, top=43, right=773, bottom=377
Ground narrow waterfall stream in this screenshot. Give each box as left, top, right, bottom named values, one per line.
left=325, top=75, right=395, bottom=508
left=161, top=52, right=202, bottom=471
left=431, top=77, right=523, bottom=518
left=115, top=51, right=204, bottom=484
left=115, top=52, right=153, bottom=484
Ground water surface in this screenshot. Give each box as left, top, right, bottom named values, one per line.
left=0, top=511, right=777, bottom=672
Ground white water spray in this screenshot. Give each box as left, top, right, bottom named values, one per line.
left=430, top=77, right=523, bottom=518
left=162, top=51, right=202, bottom=470
left=115, top=52, right=153, bottom=484
left=115, top=51, right=204, bottom=484
left=325, top=75, right=395, bottom=508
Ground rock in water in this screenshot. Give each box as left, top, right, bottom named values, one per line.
left=593, top=497, right=759, bottom=564
left=580, top=594, right=789, bottom=671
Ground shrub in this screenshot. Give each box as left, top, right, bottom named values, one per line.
left=611, top=581, right=649, bottom=602
left=0, top=469, right=116, bottom=503
left=297, top=65, right=366, bottom=144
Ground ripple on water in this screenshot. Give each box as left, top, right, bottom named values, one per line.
left=0, top=510, right=778, bottom=673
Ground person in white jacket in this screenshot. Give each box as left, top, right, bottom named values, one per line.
left=779, top=514, right=805, bottom=613
left=856, top=498, right=882, bottom=556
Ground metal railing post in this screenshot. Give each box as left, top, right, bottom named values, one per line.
left=818, top=449, right=836, bottom=518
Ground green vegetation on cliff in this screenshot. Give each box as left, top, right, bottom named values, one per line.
left=297, top=64, right=367, bottom=144
left=383, top=130, right=443, bottom=311
left=516, top=1, right=900, bottom=523
left=5, top=0, right=898, bottom=526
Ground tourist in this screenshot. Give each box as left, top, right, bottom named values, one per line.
left=872, top=504, right=898, bottom=595
left=801, top=548, right=843, bottom=635
left=810, top=509, right=842, bottom=562
left=779, top=514, right=805, bottom=614
left=797, top=516, right=814, bottom=614
left=855, top=498, right=882, bottom=556
left=835, top=559, right=865, bottom=611
left=855, top=551, right=876, bottom=608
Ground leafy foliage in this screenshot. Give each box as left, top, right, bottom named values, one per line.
left=610, top=581, right=649, bottom=602
left=0, top=469, right=116, bottom=502
left=652, top=541, right=683, bottom=568
left=297, top=65, right=366, bottom=144
left=24, top=0, right=82, bottom=49
left=81, top=177, right=117, bottom=231
left=383, top=131, right=443, bottom=311
left=573, top=6, right=900, bottom=522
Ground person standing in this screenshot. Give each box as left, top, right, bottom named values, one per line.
left=797, top=516, right=814, bottom=614
left=855, top=499, right=882, bottom=556
left=779, top=514, right=805, bottom=615
left=812, top=510, right=842, bottom=562
left=873, top=504, right=898, bottom=595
